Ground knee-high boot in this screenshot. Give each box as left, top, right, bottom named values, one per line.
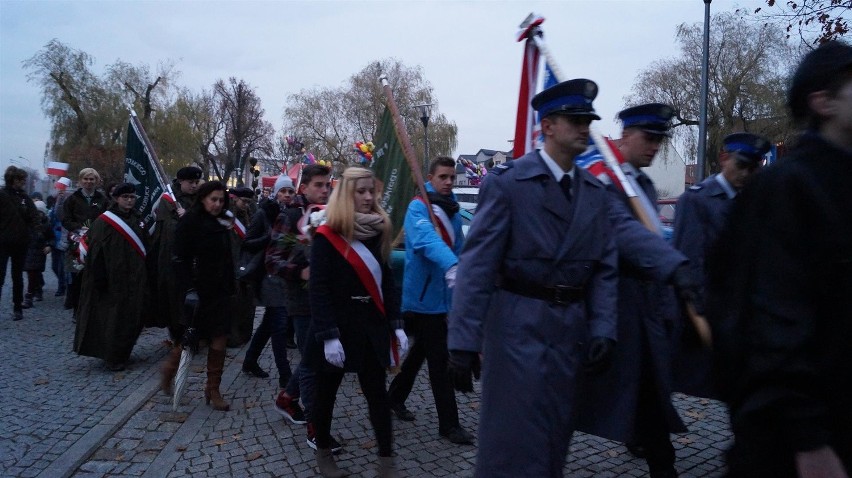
left=205, top=348, right=230, bottom=411
left=160, top=346, right=182, bottom=395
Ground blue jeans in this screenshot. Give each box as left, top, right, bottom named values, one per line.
left=260, top=306, right=292, bottom=388
left=285, top=314, right=315, bottom=421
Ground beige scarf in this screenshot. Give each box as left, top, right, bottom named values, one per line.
left=353, top=212, right=384, bottom=241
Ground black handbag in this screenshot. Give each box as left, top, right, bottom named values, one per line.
left=236, top=247, right=265, bottom=285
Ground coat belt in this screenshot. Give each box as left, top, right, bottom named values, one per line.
left=497, top=276, right=585, bottom=305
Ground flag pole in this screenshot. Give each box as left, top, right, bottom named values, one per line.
left=379, top=75, right=441, bottom=234
left=518, top=16, right=711, bottom=349
left=129, top=108, right=183, bottom=215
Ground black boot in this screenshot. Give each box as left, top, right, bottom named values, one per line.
left=22, top=294, right=34, bottom=309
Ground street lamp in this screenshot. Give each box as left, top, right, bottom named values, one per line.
left=697, top=0, right=712, bottom=182
left=414, top=103, right=433, bottom=178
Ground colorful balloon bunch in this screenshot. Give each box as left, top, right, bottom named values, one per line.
left=353, top=141, right=375, bottom=166
left=459, top=158, right=487, bottom=186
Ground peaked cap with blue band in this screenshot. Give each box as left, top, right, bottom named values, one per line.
left=531, top=79, right=601, bottom=120
left=618, top=103, right=675, bottom=136
left=723, top=132, right=771, bottom=164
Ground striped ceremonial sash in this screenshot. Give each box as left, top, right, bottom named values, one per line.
left=233, top=217, right=246, bottom=240
left=100, top=211, right=146, bottom=258
left=315, top=225, right=384, bottom=316
left=414, top=197, right=453, bottom=247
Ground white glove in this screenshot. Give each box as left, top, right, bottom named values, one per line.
left=444, top=264, right=458, bottom=289
left=323, top=338, right=345, bottom=368
left=394, top=329, right=409, bottom=360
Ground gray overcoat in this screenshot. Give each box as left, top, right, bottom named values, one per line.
left=448, top=151, right=618, bottom=478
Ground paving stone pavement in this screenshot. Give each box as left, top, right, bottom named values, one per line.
left=2, top=271, right=732, bottom=477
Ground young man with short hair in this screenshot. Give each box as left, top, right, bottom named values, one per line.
left=387, top=156, right=473, bottom=445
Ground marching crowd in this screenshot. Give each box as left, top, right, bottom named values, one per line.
left=1, top=41, right=850, bottom=478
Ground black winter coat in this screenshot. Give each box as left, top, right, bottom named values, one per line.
left=0, top=186, right=37, bottom=248
left=173, top=209, right=236, bottom=336
left=707, top=132, right=852, bottom=476
left=309, top=230, right=402, bottom=372
left=61, top=189, right=107, bottom=232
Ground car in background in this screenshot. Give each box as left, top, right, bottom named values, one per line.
left=657, top=198, right=677, bottom=242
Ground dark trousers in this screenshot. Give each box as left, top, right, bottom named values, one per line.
left=285, top=314, right=316, bottom=420
left=0, top=244, right=27, bottom=310
left=388, top=312, right=460, bottom=432
left=244, top=306, right=292, bottom=387
left=635, top=354, right=676, bottom=474
left=26, top=271, right=44, bottom=296
left=66, top=271, right=82, bottom=310
left=51, top=248, right=66, bottom=293
left=313, top=345, right=392, bottom=456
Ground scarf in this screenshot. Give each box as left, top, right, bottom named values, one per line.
left=353, top=212, right=385, bottom=241
left=426, top=192, right=460, bottom=217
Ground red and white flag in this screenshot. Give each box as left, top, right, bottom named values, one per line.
left=46, top=162, right=70, bottom=177
left=512, top=14, right=545, bottom=159
left=55, top=177, right=72, bottom=191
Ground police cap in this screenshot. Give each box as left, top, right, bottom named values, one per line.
left=723, top=133, right=771, bottom=165
left=531, top=79, right=601, bottom=120
left=618, top=103, right=675, bottom=137
left=176, top=166, right=202, bottom=181
left=788, top=40, right=852, bottom=123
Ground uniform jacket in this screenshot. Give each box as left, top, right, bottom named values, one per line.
left=708, top=132, right=852, bottom=474
left=448, top=150, right=618, bottom=478
left=74, top=206, right=147, bottom=363
left=673, top=174, right=732, bottom=313
left=574, top=165, right=688, bottom=443
left=670, top=174, right=732, bottom=398
left=309, top=231, right=402, bottom=372
left=402, top=183, right=464, bottom=314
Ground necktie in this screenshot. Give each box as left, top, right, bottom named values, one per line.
left=560, top=175, right=572, bottom=202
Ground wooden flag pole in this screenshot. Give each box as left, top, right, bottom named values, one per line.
left=379, top=75, right=442, bottom=237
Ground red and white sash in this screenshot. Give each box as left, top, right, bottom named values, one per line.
left=233, top=217, right=246, bottom=240
left=414, top=197, right=453, bottom=247
left=316, top=225, right=384, bottom=316
left=100, top=211, right=146, bottom=258
left=161, top=191, right=176, bottom=205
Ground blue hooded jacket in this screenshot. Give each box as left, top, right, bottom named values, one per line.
left=401, top=183, right=464, bottom=314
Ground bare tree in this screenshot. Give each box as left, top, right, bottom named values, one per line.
left=750, top=0, right=850, bottom=46
left=628, top=13, right=797, bottom=176
left=282, top=58, right=457, bottom=173
left=211, top=78, right=274, bottom=185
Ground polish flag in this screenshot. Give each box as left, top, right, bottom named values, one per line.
left=46, top=161, right=70, bottom=176
left=55, top=177, right=72, bottom=191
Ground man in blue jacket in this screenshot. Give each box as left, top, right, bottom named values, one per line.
left=387, top=156, right=473, bottom=445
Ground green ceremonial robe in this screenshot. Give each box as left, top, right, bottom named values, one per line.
left=74, top=207, right=148, bottom=364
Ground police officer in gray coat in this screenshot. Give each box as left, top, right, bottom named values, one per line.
left=447, top=79, right=619, bottom=478
left=574, top=104, right=698, bottom=478
left=671, top=132, right=769, bottom=398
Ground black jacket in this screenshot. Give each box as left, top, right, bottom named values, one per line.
left=0, top=186, right=36, bottom=247
left=173, top=210, right=236, bottom=301
left=707, top=132, right=852, bottom=474
left=61, top=189, right=107, bottom=232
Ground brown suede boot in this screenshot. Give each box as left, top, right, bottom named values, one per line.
left=160, top=346, right=182, bottom=396
left=205, top=348, right=230, bottom=411
left=316, top=448, right=346, bottom=477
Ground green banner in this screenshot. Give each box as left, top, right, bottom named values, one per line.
left=371, top=107, right=415, bottom=240
left=124, top=117, right=165, bottom=230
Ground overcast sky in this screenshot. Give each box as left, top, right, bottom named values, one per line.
left=0, top=0, right=766, bottom=176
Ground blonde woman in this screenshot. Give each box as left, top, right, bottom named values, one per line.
left=308, top=167, right=408, bottom=478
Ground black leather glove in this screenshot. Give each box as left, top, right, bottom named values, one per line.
left=670, top=264, right=700, bottom=304
left=583, top=337, right=616, bottom=374
left=447, top=350, right=481, bottom=393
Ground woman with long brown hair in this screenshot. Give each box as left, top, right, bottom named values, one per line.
left=169, top=180, right=236, bottom=411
